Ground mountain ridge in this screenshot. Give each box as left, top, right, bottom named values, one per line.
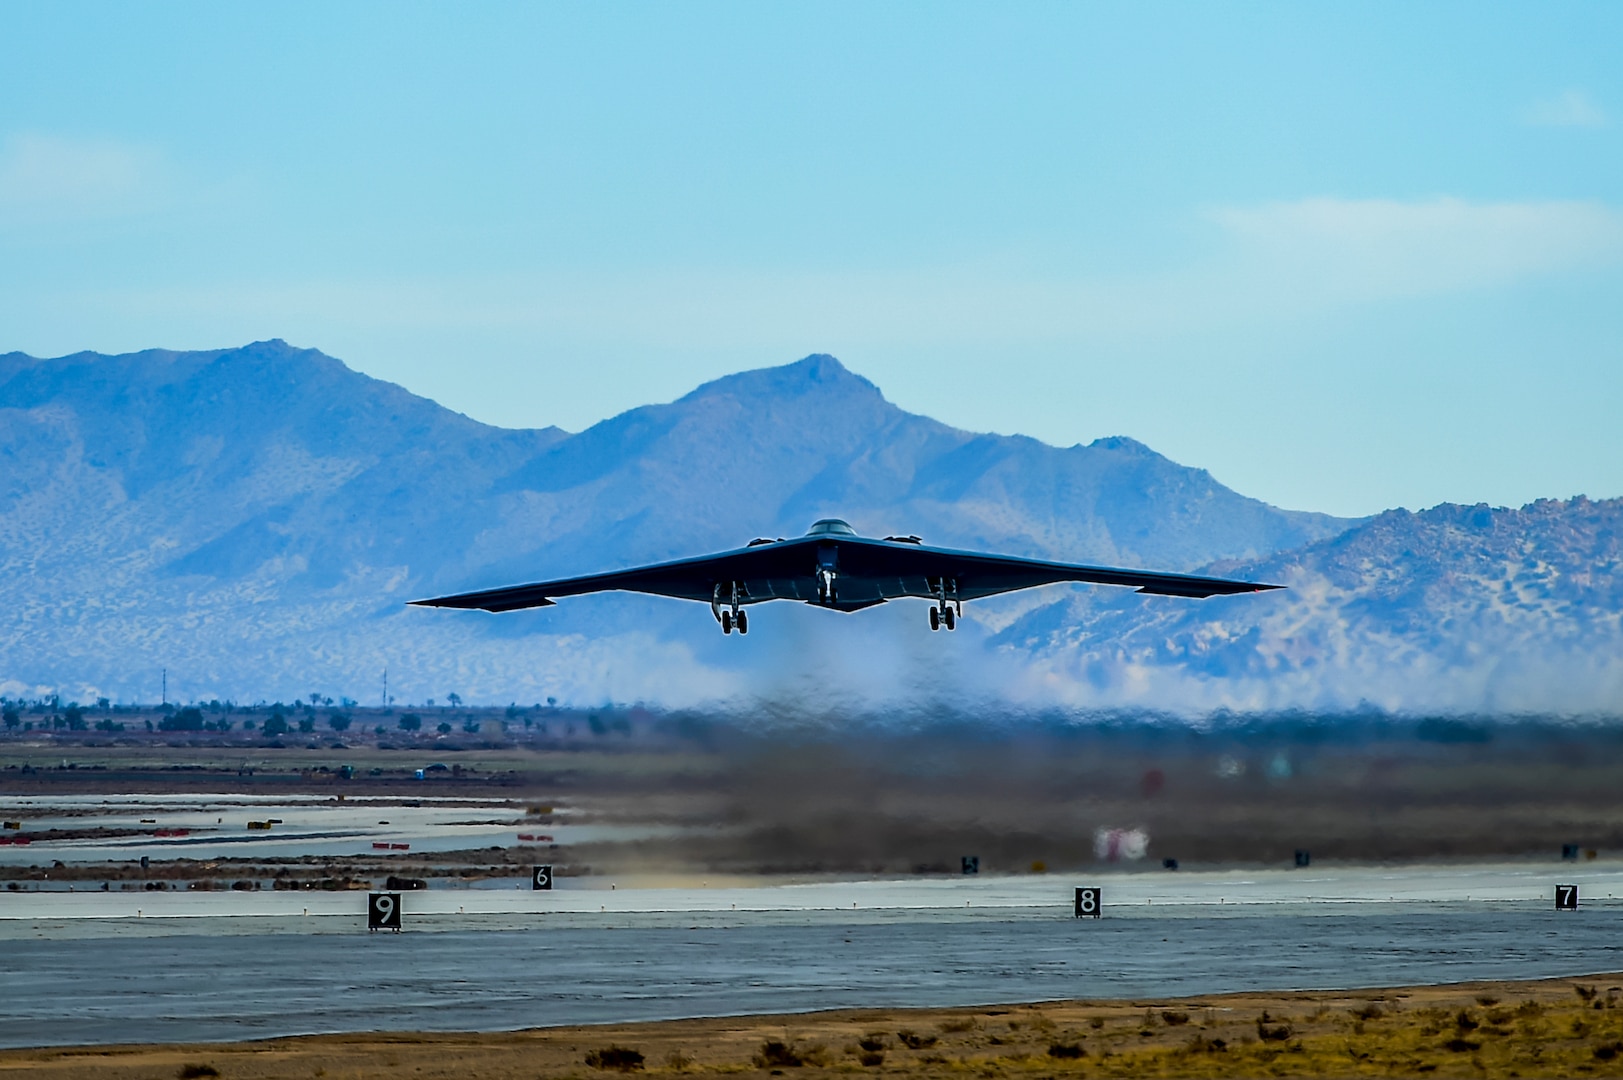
left=2, top=339, right=1612, bottom=715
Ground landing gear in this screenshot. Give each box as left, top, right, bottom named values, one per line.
left=928, top=577, right=962, bottom=631
left=713, top=581, right=748, bottom=636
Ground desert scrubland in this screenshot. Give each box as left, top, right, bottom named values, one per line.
left=4, top=976, right=1623, bottom=1079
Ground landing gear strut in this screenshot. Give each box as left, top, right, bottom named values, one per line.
left=928, top=577, right=961, bottom=631
left=712, top=581, right=748, bottom=635
left=816, top=567, right=837, bottom=605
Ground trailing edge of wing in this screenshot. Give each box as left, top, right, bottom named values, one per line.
left=1133, top=579, right=1284, bottom=598
left=406, top=543, right=785, bottom=612
left=410, top=587, right=558, bottom=612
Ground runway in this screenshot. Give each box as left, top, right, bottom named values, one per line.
left=2, top=866, right=1621, bottom=1048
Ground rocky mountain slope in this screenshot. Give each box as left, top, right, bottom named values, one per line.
left=997, top=498, right=1623, bottom=715
left=1, top=340, right=1614, bottom=715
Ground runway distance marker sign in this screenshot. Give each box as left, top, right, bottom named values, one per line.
left=1556, top=884, right=1578, bottom=911
left=368, top=892, right=403, bottom=931
left=1074, top=887, right=1101, bottom=918
left=532, top=865, right=553, bottom=891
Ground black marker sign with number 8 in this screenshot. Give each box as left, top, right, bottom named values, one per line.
left=1074, top=887, right=1101, bottom=918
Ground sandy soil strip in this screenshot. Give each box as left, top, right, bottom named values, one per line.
left=4, top=973, right=1623, bottom=1079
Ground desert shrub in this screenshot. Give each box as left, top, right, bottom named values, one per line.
left=1475, top=994, right=1499, bottom=1006
left=1576, top=984, right=1598, bottom=1001
left=754, top=1041, right=802, bottom=1068
left=1046, top=1042, right=1084, bottom=1059
left=859, top=1052, right=884, bottom=1067
left=1255, top=1012, right=1292, bottom=1042
left=1160, top=1010, right=1190, bottom=1026
left=1443, top=1037, right=1481, bottom=1053
left=160, top=708, right=206, bottom=732
left=1351, top=1002, right=1384, bottom=1020
left=752, top=1041, right=826, bottom=1068
left=583, top=1046, right=644, bottom=1071
left=1454, top=1009, right=1479, bottom=1031
left=1184, top=1035, right=1227, bottom=1054
left=663, top=1051, right=694, bottom=1070
left=940, top=1017, right=977, bottom=1033
left=858, top=1036, right=886, bottom=1053
left=897, top=1030, right=936, bottom=1049
left=1417, top=1008, right=1447, bottom=1036
left=1087, top=1017, right=1105, bottom=1030
left=177, top=1066, right=219, bottom=1079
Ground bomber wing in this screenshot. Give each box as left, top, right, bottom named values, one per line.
left=825, top=536, right=1281, bottom=601
left=409, top=532, right=1279, bottom=614
left=408, top=540, right=818, bottom=613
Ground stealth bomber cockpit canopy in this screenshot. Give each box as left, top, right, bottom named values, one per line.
left=805, top=518, right=857, bottom=536
left=411, top=519, right=1282, bottom=636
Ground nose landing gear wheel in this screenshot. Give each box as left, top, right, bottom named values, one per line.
left=929, top=607, right=940, bottom=631
left=943, top=606, right=956, bottom=631
left=721, top=610, right=733, bottom=634
left=736, top=609, right=748, bottom=635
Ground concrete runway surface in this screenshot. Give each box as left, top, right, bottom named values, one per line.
left=2, top=869, right=1621, bottom=1048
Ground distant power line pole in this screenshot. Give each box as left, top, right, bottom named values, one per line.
left=382, top=667, right=388, bottom=708
left=161, top=669, right=167, bottom=707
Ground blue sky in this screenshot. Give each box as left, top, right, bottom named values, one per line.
left=1, top=2, right=1619, bottom=517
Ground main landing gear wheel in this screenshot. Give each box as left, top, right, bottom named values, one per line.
left=736, top=609, right=748, bottom=635
left=929, top=607, right=940, bottom=631
left=943, top=606, right=956, bottom=631
left=721, top=610, right=733, bottom=634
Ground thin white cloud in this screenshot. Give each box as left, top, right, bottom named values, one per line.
left=1206, top=196, right=1623, bottom=307
left=0, top=132, right=172, bottom=226
left=1520, top=89, right=1608, bottom=128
